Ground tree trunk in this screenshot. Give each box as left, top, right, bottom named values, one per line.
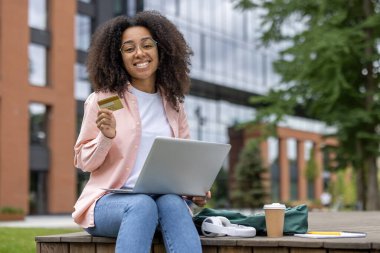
left=366, top=157, right=380, bottom=210
left=355, top=141, right=366, bottom=210
left=362, top=0, right=379, bottom=210
left=356, top=164, right=365, bottom=210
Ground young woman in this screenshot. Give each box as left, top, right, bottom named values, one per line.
left=73, top=11, right=210, bottom=253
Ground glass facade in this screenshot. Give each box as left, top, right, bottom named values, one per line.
left=186, top=96, right=254, bottom=143
left=143, top=0, right=281, bottom=144
left=144, top=0, right=281, bottom=95
left=142, top=0, right=335, bottom=140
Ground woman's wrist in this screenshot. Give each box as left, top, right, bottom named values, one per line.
left=104, top=129, right=117, bottom=139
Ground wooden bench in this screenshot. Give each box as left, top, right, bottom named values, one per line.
left=36, top=211, right=380, bottom=253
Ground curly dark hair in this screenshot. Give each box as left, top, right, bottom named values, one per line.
left=86, top=11, right=193, bottom=110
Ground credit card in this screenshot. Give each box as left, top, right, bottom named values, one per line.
left=97, top=95, right=123, bottom=111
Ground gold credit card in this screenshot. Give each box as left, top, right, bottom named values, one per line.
left=97, top=95, right=123, bottom=111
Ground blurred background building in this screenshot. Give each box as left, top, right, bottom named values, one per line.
left=0, top=0, right=334, bottom=215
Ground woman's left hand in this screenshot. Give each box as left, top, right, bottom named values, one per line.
left=192, top=191, right=211, bottom=207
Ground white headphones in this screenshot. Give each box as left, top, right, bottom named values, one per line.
left=201, top=216, right=256, bottom=237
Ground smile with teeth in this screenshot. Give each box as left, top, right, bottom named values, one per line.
left=134, top=61, right=150, bottom=68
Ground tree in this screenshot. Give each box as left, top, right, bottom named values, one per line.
left=209, top=168, right=229, bottom=208
left=234, top=0, right=380, bottom=210
left=232, top=139, right=267, bottom=208
left=305, top=147, right=318, bottom=183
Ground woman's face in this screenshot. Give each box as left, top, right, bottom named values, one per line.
left=120, top=26, right=159, bottom=87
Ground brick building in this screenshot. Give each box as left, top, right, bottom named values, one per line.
left=0, top=0, right=76, bottom=214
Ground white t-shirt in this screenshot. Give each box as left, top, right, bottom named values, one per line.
left=124, top=86, right=172, bottom=188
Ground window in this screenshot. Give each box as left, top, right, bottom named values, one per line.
left=29, top=103, right=49, bottom=214
left=75, top=14, right=91, bottom=51
left=29, top=103, right=48, bottom=145
left=28, top=0, right=47, bottom=30
left=163, top=0, right=178, bottom=16
left=304, top=141, right=315, bottom=199
left=29, top=43, right=47, bottom=86
left=75, top=63, right=91, bottom=100
left=268, top=137, right=280, bottom=202
left=287, top=138, right=298, bottom=200
left=127, top=0, right=137, bottom=17
left=187, top=30, right=202, bottom=74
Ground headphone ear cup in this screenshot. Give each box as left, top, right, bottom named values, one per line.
left=201, top=217, right=226, bottom=237
left=224, top=223, right=256, bottom=237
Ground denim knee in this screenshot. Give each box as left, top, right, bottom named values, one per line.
left=156, top=194, right=184, bottom=208
left=126, top=194, right=159, bottom=219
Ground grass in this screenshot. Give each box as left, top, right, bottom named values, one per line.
left=0, top=227, right=81, bottom=253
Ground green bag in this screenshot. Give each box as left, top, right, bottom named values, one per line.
left=193, top=204, right=308, bottom=236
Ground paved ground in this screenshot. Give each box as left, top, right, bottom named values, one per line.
left=0, top=215, right=80, bottom=229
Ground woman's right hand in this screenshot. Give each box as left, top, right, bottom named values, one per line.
left=191, top=191, right=211, bottom=207
left=96, top=109, right=116, bottom=139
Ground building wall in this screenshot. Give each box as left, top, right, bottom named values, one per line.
left=0, top=0, right=76, bottom=214
left=46, top=0, right=77, bottom=214
left=0, top=0, right=30, bottom=213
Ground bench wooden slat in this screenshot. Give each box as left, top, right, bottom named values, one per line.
left=152, top=244, right=166, bottom=253
left=253, top=247, right=288, bottom=253
left=39, top=243, right=69, bottom=253
left=70, top=243, right=95, bottom=253
left=278, top=239, right=324, bottom=248
left=290, top=249, right=327, bottom=253
left=61, top=232, right=92, bottom=243
left=329, top=250, right=369, bottom=253
left=201, top=237, right=237, bottom=246
left=219, top=246, right=252, bottom=253
left=96, top=244, right=115, bottom=253
left=235, top=238, right=279, bottom=247
left=324, top=241, right=371, bottom=249
left=202, top=246, right=218, bottom=253
left=91, top=236, right=115, bottom=243
left=373, top=242, right=380, bottom=249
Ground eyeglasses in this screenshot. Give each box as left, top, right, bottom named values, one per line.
left=120, top=38, right=158, bottom=54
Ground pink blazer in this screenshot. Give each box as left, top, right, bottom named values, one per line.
left=73, top=86, right=190, bottom=228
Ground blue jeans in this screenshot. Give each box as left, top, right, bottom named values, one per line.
left=85, top=193, right=202, bottom=253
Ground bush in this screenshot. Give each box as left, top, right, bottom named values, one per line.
left=0, top=206, right=24, bottom=214
left=232, top=139, right=267, bottom=208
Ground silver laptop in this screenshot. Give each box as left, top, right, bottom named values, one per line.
left=103, top=137, right=231, bottom=196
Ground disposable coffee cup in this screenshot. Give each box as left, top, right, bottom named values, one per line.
left=264, top=203, right=286, bottom=238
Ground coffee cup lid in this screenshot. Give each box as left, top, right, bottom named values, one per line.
left=263, top=203, right=286, bottom=210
